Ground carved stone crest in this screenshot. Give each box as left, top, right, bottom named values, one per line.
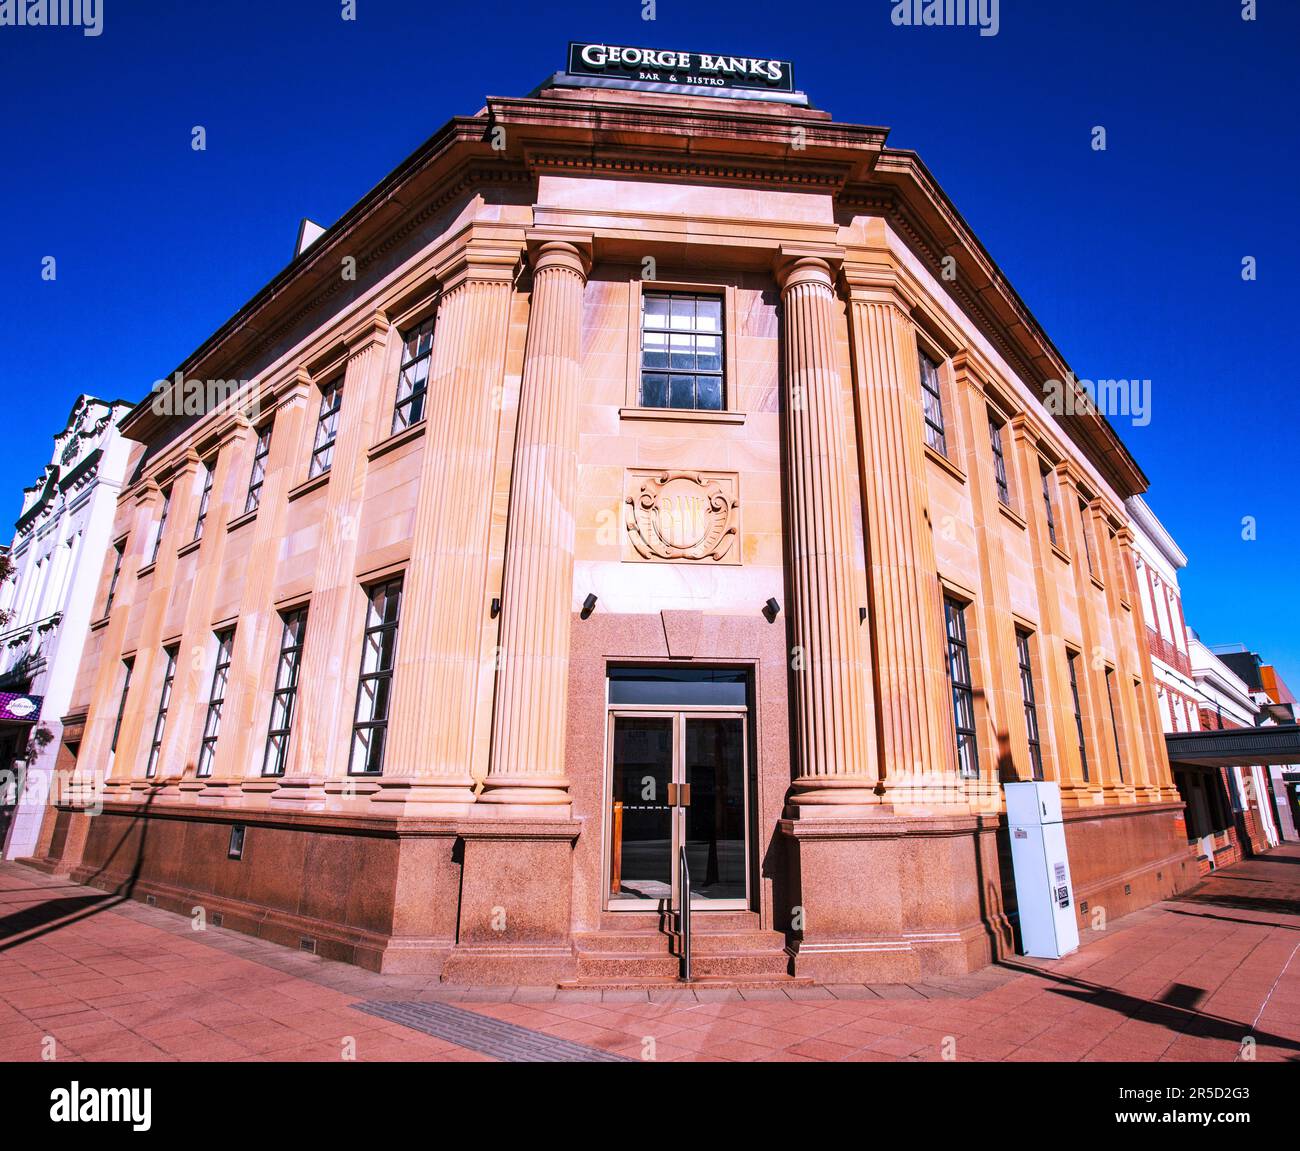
left=624, top=470, right=740, bottom=563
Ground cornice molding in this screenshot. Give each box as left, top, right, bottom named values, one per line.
left=838, top=174, right=1146, bottom=499
left=525, top=147, right=848, bottom=190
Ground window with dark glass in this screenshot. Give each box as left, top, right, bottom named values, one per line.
left=349, top=579, right=403, bottom=775
left=196, top=629, right=235, bottom=778
left=1068, top=651, right=1089, bottom=782
left=639, top=292, right=724, bottom=411
left=104, top=541, right=125, bottom=615
left=1105, top=668, right=1124, bottom=782
left=919, top=350, right=947, bottom=456
left=988, top=414, right=1011, bottom=507
left=944, top=598, right=979, bottom=779
left=244, top=426, right=272, bottom=515
left=193, top=460, right=215, bottom=541
left=1016, top=628, right=1044, bottom=781
left=149, top=488, right=171, bottom=566
left=309, top=380, right=343, bottom=479
left=393, top=318, right=434, bottom=433
left=111, top=657, right=133, bottom=754
left=263, top=608, right=307, bottom=777
left=145, top=646, right=178, bottom=778
left=1041, top=469, right=1058, bottom=547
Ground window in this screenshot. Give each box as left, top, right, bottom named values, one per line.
left=1079, top=499, right=1096, bottom=576
left=196, top=629, right=235, bottom=778
left=262, top=608, right=307, bottom=777
left=944, top=598, right=979, bottom=779
left=193, top=460, right=215, bottom=541
left=1041, top=469, right=1058, bottom=547
left=1067, top=651, right=1089, bottom=782
left=145, top=646, right=178, bottom=778
left=988, top=414, right=1011, bottom=507
left=1105, top=668, right=1124, bottom=782
left=639, top=292, right=724, bottom=411
left=111, top=658, right=133, bottom=754
left=309, top=380, right=343, bottom=479
left=1016, top=629, right=1044, bottom=781
left=149, top=488, right=171, bottom=566
left=919, top=350, right=947, bottom=456
left=104, top=541, right=125, bottom=616
left=244, top=426, right=272, bottom=515
left=393, top=317, right=434, bottom=433
left=349, top=579, right=403, bottom=774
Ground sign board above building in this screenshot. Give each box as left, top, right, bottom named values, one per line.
left=566, top=42, right=796, bottom=96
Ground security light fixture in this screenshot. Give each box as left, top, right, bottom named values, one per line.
left=764, top=597, right=780, bottom=621
left=581, top=593, right=598, bottom=618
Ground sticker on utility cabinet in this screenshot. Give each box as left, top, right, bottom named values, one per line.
left=1054, top=861, right=1070, bottom=908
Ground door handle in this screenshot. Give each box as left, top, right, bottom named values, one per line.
left=667, top=783, right=692, bottom=807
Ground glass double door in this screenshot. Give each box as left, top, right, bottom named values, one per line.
left=608, top=711, right=749, bottom=910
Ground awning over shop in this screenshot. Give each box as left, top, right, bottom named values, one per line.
left=1166, top=724, right=1300, bottom=768
left=0, top=692, right=43, bottom=724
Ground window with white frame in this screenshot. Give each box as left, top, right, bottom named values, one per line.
left=196, top=629, right=235, bottom=778
left=639, top=292, right=724, bottom=411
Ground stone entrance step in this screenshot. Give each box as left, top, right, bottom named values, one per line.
left=571, top=925, right=794, bottom=983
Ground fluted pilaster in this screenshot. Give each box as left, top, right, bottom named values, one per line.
left=380, top=243, right=519, bottom=809
left=778, top=255, right=877, bottom=808
left=846, top=285, right=958, bottom=804
left=287, top=316, right=389, bottom=798
left=481, top=239, right=589, bottom=807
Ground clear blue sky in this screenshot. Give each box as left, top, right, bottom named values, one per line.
left=1, top=1, right=1296, bottom=686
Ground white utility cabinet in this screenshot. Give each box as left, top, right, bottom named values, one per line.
left=1004, top=781, right=1080, bottom=959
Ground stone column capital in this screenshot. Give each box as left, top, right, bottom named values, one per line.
left=273, top=368, right=315, bottom=414
left=434, top=235, right=525, bottom=292
left=133, top=478, right=163, bottom=506
left=525, top=231, right=593, bottom=279
left=839, top=258, right=918, bottom=313
left=1053, top=458, right=1085, bottom=491
left=775, top=245, right=844, bottom=293
left=1008, top=413, right=1039, bottom=447
left=343, top=309, right=391, bottom=358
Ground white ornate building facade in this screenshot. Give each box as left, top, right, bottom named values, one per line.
left=0, top=396, right=134, bottom=859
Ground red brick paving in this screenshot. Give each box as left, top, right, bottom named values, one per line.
left=2, top=844, right=1298, bottom=1062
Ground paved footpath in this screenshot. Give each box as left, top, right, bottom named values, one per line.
left=1, top=845, right=1297, bottom=1062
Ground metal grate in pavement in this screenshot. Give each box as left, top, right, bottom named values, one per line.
left=353, top=1000, right=634, bottom=1063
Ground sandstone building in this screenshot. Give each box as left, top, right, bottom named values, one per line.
left=30, top=53, right=1195, bottom=982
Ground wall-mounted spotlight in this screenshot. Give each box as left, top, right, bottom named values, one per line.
left=490, top=597, right=501, bottom=619
left=581, top=593, right=598, bottom=619
left=763, top=597, right=780, bottom=622
left=859, top=607, right=867, bottom=624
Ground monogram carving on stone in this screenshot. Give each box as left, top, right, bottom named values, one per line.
left=624, top=470, right=740, bottom=563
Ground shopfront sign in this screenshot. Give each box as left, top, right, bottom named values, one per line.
left=567, top=42, right=794, bottom=95
left=0, top=692, right=42, bottom=723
